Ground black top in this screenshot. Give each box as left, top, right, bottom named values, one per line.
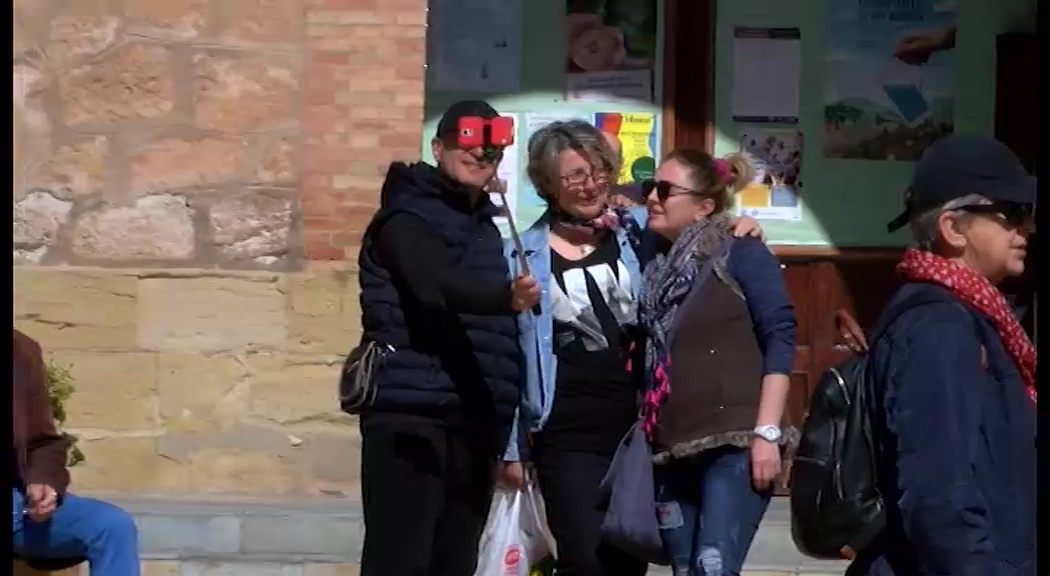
left=539, top=232, right=639, bottom=454
left=356, top=161, right=523, bottom=453
left=371, top=212, right=514, bottom=317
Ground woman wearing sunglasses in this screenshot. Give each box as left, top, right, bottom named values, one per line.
left=845, top=135, right=1036, bottom=576
left=639, top=149, right=797, bottom=576
left=498, top=120, right=764, bottom=576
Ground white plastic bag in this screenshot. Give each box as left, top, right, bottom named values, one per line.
left=474, top=476, right=556, bottom=576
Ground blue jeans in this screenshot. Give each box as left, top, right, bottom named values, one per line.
left=654, top=447, right=771, bottom=576
left=12, top=487, right=140, bottom=576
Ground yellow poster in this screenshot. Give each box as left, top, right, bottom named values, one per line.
left=595, top=112, right=657, bottom=184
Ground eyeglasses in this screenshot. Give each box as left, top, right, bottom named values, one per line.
left=641, top=179, right=702, bottom=202
left=957, top=201, right=1034, bottom=228
left=560, top=168, right=611, bottom=188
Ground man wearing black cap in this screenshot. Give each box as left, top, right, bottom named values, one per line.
left=847, top=134, right=1036, bottom=576
left=355, top=100, right=540, bottom=576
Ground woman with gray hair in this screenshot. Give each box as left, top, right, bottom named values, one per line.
left=497, top=119, right=763, bottom=575
left=846, top=134, right=1035, bottom=576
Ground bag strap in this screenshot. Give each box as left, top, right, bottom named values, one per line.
left=863, top=284, right=987, bottom=480
left=866, top=284, right=965, bottom=346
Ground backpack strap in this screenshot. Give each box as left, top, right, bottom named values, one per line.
left=866, top=284, right=965, bottom=345
left=863, top=284, right=989, bottom=475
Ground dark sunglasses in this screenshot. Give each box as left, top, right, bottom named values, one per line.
left=443, top=135, right=504, bottom=164
left=465, top=144, right=504, bottom=163
left=957, top=201, right=1034, bottom=227
left=641, top=179, right=702, bottom=202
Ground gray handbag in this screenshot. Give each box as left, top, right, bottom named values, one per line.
left=338, top=340, right=392, bottom=414
left=598, top=421, right=668, bottom=565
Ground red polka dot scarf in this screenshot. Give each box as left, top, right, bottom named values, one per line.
left=896, top=248, right=1036, bottom=404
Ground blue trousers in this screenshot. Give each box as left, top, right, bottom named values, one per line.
left=654, top=447, right=770, bottom=576
left=12, top=487, right=140, bottom=576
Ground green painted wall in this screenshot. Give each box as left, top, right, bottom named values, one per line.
left=711, top=0, right=1035, bottom=247
left=421, top=0, right=1033, bottom=246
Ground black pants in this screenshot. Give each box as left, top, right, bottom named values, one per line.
left=532, top=436, right=650, bottom=576
left=360, top=419, right=496, bottom=576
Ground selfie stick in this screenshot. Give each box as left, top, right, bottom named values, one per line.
left=490, top=177, right=529, bottom=276
left=489, top=176, right=540, bottom=316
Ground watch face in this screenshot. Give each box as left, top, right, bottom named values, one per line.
left=756, top=426, right=782, bottom=442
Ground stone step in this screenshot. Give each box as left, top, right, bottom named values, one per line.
left=44, top=494, right=847, bottom=575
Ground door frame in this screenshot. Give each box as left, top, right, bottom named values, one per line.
left=660, top=0, right=717, bottom=157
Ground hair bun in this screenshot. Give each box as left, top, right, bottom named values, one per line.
left=712, top=158, right=732, bottom=184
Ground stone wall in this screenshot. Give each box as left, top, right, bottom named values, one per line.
left=16, top=266, right=363, bottom=496
left=13, top=0, right=427, bottom=497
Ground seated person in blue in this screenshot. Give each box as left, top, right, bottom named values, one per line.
left=13, top=329, right=141, bottom=576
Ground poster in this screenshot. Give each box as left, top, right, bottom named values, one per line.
left=429, top=0, right=522, bottom=92
left=491, top=113, right=521, bottom=227
left=731, top=28, right=801, bottom=123
left=823, top=0, right=957, bottom=160
left=525, top=112, right=593, bottom=141
left=594, top=112, right=656, bottom=183
left=736, top=128, right=804, bottom=222
left=564, top=0, right=657, bottom=103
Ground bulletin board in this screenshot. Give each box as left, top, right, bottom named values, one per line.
left=710, top=0, right=1032, bottom=247
left=420, top=0, right=1029, bottom=247
left=420, top=0, right=667, bottom=235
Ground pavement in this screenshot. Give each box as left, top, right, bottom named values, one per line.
left=68, top=494, right=850, bottom=575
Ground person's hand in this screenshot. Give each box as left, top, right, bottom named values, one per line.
left=498, top=461, right=527, bottom=490
left=836, top=309, right=869, bottom=353
left=25, top=483, right=58, bottom=522
left=729, top=215, right=766, bottom=241
left=749, top=438, right=782, bottom=492
left=893, top=27, right=954, bottom=65
left=510, top=275, right=540, bottom=312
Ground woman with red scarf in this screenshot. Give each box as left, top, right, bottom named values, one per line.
left=847, top=135, right=1036, bottom=576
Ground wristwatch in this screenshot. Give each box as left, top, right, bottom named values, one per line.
left=753, top=424, right=782, bottom=443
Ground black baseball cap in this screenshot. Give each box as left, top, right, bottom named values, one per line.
left=435, top=100, right=500, bottom=139
left=887, top=134, right=1036, bottom=232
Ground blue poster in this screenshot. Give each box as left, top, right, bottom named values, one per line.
left=823, top=0, right=957, bottom=161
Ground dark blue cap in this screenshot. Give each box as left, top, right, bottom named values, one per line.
left=887, top=134, right=1036, bottom=232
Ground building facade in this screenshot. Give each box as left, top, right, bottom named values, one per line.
left=14, top=0, right=428, bottom=499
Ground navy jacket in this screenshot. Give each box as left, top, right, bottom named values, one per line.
left=357, top=162, right=523, bottom=451
left=850, top=282, right=1036, bottom=576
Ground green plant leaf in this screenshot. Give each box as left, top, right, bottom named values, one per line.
left=44, top=360, right=85, bottom=467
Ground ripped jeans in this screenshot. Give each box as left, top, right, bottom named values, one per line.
left=654, top=446, right=770, bottom=576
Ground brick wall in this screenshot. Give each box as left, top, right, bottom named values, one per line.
left=13, top=0, right=427, bottom=497
left=300, top=0, right=427, bottom=261
left=14, top=0, right=426, bottom=267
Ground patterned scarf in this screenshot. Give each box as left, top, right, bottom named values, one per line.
left=896, top=248, right=1037, bottom=403
left=549, top=204, right=644, bottom=253
left=638, top=212, right=733, bottom=437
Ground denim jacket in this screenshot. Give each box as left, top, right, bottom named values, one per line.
left=502, top=207, right=648, bottom=460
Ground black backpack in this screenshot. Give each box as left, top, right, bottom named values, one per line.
left=790, top=289, right=958, bottom=560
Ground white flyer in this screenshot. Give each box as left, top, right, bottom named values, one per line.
left=429, top=0, right=522, bottom=93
